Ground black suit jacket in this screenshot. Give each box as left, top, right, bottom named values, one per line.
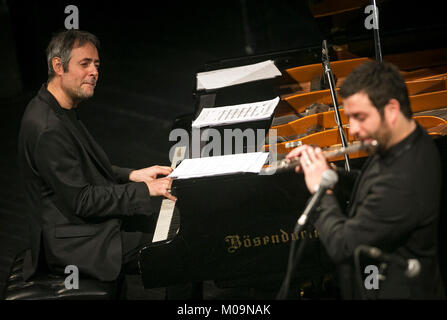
left=17, top=84, right=152, bottom=281
left=315, top=125, right=445, bottom=299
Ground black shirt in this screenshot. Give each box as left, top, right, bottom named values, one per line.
left=315, top=124, right=445, bottom=299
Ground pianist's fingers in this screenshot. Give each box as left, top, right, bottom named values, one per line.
left=164, top=190, right=177, bottom=202
left=151, top=165, right=173, bottom=176
left=146, top=177, right=174, bottom=198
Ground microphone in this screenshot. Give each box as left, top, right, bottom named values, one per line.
left=298, top=170, right=338, bottom=226
left=359, top=246, right=421, bottom=278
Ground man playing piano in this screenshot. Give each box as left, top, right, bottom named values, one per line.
left=17, top=30, right=176, bottom=285
left=286, top=61, right=445, bottom=299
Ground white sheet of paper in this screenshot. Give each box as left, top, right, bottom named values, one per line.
left=196, top=60, right=281, bottom=90
left=169, top=152, right=269, bottom=180
left=192, top=96, right=280, bottom=128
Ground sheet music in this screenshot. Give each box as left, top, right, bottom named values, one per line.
left=196, top=60, right=281, bottom=90
left=192, top=96, right=280, bottom=128
left=169, top=152, right=269, bottom=180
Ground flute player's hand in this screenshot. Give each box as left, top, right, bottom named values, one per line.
left=286, top=145, right=330, bottom=194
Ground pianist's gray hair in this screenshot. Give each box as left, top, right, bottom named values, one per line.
left=46, top=29, right=100, bottom=81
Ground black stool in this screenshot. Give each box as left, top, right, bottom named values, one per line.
left=4, top=250, right=119, bottom=300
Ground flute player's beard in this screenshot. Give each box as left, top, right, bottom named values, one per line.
left=356, top=121, right=392, bottom=153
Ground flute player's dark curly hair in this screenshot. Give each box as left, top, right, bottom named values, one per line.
left=339, top=61, right=412, bottom=119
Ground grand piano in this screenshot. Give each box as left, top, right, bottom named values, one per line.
left=137, top=0, right=447, bottom=298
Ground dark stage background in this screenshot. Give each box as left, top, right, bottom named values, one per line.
left=1, top=0, right=446, bottom=299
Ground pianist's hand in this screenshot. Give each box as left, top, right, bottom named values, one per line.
left=286, top=145, right=330, bottom=194
left=129, top=165, right=173, bottom=182
left=145, top=177, right=177, bottom=201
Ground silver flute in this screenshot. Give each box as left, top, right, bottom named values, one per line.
left=261, top=140, right=379, bottom=174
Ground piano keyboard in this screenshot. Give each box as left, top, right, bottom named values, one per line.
left=151, top=146, right=186, bottom=243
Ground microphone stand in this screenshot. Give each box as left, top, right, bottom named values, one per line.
left=276, top=211, right=309, bottom=300
left=277, top=187, right=328, bottom=299
left=277, top=170, right=338, bottom=299
left=321, top=40, right=351, bottom=172
left=371, top=0, right=383, bottom=62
